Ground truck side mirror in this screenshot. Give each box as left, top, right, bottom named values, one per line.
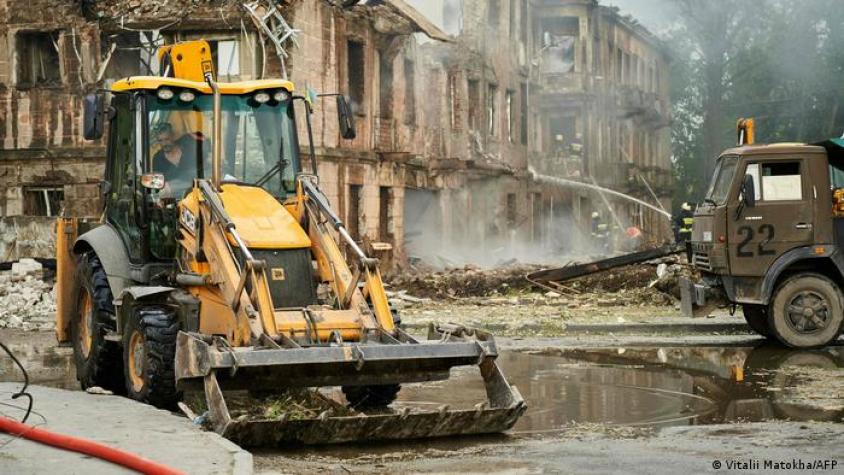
left=336, top=95, right=356, bottom=140
left=742, top=174, right=756, bottom=207
left=83, top=93, right=106, bottom=140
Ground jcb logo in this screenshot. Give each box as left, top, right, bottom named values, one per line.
left=271, top=268, right=286, bottom=281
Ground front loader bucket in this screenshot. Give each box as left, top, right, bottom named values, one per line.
left=176, top=325, right=526, bottom=446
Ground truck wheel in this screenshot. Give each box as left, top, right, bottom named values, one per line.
left=70, top=253, right=124, bottom=393
left=770, top=273, right=844, bottom=348
left=123, top=306, right=181, bottom=409
left=342, top=384, right=401, bottom=409
left=742, top=304, right=771, bottom=337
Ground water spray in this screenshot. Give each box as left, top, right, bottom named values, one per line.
left=528, top=167, right=672, bottom=220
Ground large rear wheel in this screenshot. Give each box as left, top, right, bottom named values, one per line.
left=70, top=253, right=124, bottom=393
left=769, top=273, right=844, bottom=348
left=742, top=304, right=771, bottom=337
left=342, top=384, right=401, bottom=409
left=123, top=306, right=181, bottom=409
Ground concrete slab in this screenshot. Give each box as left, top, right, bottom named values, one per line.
left=0, top=383, right=252, bottom=474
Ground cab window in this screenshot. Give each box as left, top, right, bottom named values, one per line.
left=744, top=162, right=802, bottom=202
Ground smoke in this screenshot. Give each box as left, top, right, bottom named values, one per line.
left=402, top=176, right=630, bottom=270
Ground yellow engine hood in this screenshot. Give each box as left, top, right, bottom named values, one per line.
left=219, top=184, right=310, bottom=249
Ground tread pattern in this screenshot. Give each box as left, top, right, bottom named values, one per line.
left=74, top=253, right=124, bottom=392
left=342, top=384, right=401, bottom=409
left=128, top=306, right=181, bottom=409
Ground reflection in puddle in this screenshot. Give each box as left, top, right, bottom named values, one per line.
left=1, top=330, right=842, bottom=437
left=394, top=345, right=844, bottom=434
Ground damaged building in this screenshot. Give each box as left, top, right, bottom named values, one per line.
left=0, top=0, right=671, bottom=268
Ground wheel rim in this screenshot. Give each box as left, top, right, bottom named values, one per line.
left=78, top=290, right=93, bottom=358
left=785, top=291, right=830, bottom=334
left=128, top=331, right=145, bottom=392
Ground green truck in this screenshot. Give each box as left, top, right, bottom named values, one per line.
left=684, top=126, right=844, bottom=348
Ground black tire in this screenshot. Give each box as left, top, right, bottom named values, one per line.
left=742, top=304, right=771, bottom=337
left=123, top=306, right=181, bottom=409
left=342, top=384, right=401, bottom=409
left=769, top=273, right=844, bottom=349
left=70, top=253, right=124, bottom=393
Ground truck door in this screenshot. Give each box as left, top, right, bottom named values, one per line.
left=728, top=159, right=813, bottom=276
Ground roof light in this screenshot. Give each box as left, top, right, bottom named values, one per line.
left=156, top=88, right=174, bottom=100
left=254, top=91, right=271, bottom=103
left=273, top=90, right=290, bottom=102
left=178, top=90, right=196, bottom=103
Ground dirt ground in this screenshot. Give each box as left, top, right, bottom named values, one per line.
left=1, top=259, right=842, bottom=474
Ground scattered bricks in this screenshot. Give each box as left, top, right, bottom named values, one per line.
left=0, top=261, right=55, bottom=331
left=11, top=257, right=43, bottom=277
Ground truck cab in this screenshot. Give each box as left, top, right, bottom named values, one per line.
left=689, top=139, right=844, bottom=348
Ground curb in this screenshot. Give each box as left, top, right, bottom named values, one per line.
left=204, top=431, right=254, bottom=475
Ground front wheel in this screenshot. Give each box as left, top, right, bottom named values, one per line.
left=71, top=253, right=124, bottom=393
left=742, top=304, right=771, bottom=337
left=769, top=273, right=844, bottom=348
left=123, top=306, right=181, bottom=409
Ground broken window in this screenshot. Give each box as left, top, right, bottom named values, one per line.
left=487, top=83, right=498, bottom=137
left=16, top=31, right=61, bottom=87
left=404, top=59, right=415, bottom=125
left=615, top=48, right=623, bottom=83
left=348, top=184, right=363, bottom=241
left=532, top=193, right=543, bottom=243
left=347, top=40, right=365, bottom=115
left=210, top=39, right=240, bottom=81
left=442, top=0, right=464, bottom=36
left=506, top=193, right=517, bottom=228
left=519, top=83, right=528, bottom=145
left=379, top=52, right=393, bottom=119
left=24, top=186, right=64, bottom=216
left=506, top=90, right=514, bottom=143
left=468, top=79, right=480, bottom=130
left=488, top=0, right=500, bottom=27
left=550, top=115, right=576, bottom=150
left=379, top=186, right=393, bottom=241
left=101, top=33, right=142, bottom=80
left=447, top=72, right=458, bottom=129
left=541, top=17, right=578, bottom=74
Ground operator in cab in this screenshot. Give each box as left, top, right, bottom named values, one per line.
left=152, top=122, right=209, bottom=198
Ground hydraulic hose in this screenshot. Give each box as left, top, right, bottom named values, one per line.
left=0, top=415, right=185, bottom=475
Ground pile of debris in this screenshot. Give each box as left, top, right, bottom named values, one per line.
left=387, top=255, right=692, bottom=307
left=387, top=264, right=542, bottom=299
left=0, top=259, right=56, bottom=332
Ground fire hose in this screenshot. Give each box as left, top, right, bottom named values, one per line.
left=0, top=415, right=185, bottom=475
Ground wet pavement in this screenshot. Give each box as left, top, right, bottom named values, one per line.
left=2, top=329, right=843, bottom=473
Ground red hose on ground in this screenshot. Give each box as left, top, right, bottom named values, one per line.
left=0, top=415, right=185, bottom=475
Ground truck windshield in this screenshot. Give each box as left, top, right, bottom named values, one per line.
left=146, top=93, right=300, bottom=199
left=704, top=155, right=739, bottom=205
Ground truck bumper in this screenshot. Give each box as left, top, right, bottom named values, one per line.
left=680, top=276, right=729, bottom=318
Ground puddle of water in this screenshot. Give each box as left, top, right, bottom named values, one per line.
left=2, top=329, right=842, bottom=438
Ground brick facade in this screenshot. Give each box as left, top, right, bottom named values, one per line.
left=0, top=0, right=672, bottom=267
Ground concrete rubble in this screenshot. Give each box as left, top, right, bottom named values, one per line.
left=0, top=258, right=56, bottom=331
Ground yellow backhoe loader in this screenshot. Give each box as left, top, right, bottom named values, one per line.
left=54, top=40, right=525, bottom=445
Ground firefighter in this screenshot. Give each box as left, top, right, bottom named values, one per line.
left=591, top=211, right=610, bottom=251
left=674, top=202, right=694, bottom=243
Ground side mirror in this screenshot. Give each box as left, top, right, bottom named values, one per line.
left=83, top=93, right=106, bottom=140
left=336, top=95, right=356, bottom=140
left=742, top=174, right=756, bottom=207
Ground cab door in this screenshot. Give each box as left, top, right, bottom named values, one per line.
left=727, top=158, right=814, bottom=276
